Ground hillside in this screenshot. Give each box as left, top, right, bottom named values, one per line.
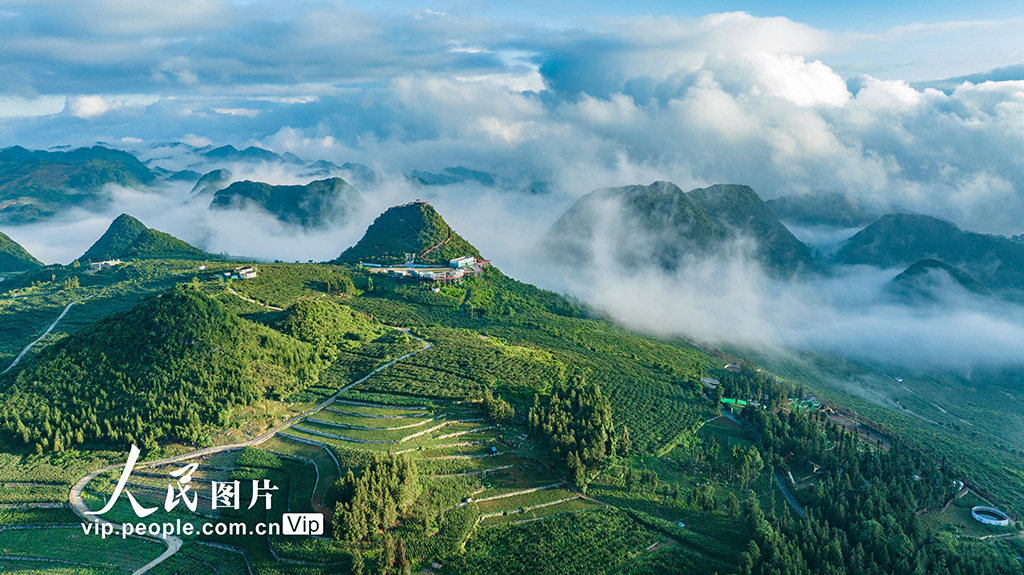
left=190, top=168, right=232, bottom=195
left=336, top=200, right=480, bottom=264
left=688, top=184, right=820, bottom=274
left=0, top=284, right=324, bottom=451
left=835, top=213, right=1024, bottom=288
left=80, top=214, right=210, bottom=262
left=121, top=228, right=209, bottom=260
left=80, top=213, right=149, bottom=262
left=765, top=192, right=883, bottom=227
left=0, top=231, right=44, bottom=272
left=888, top=258, right=991, bottom=301
left=210, top=177, right=363, bottom=228
left=546, top=181, right=818, bottom=276
left=0, top=146, right=156, bottom=224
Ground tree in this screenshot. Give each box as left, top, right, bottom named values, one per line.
left=351, top=549, right=365, bottom=575
left=395, top=539, right=408, bottom=570
left=727, top=492, right=741, bottom=518
left=619, top=426, right=632, bottom=457
left=381, top=536, right=396, bottom=574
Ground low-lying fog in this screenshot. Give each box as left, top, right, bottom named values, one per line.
left=7, top=162, right=1024, bottom=374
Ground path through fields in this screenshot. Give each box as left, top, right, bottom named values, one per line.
left=3, top=297, right=87, bottom=374
left=68, top=315, right=431, bottom=575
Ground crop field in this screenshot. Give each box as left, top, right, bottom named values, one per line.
left=0, top=526, right=165, bottom=571
left=0, top=559, right=113, bottom=575
left=479, top=497, right=602, bottom=526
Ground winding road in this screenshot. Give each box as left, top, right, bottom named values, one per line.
left=67, top=318, right=431, bottom=574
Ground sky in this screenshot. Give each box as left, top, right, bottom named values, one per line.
left=1, top=0, right=1024, bottom=238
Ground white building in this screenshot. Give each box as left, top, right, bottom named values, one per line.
left=450, top=256, right=476, bottom=268
left=89, top=259, right=122, bottom=270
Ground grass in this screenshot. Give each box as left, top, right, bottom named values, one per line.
left=479, top=497, right=601, bottom=526
left=0, top=527, right=165, bottom=571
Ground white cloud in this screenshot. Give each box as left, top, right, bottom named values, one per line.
left=64, top=95, right=121, bottom=118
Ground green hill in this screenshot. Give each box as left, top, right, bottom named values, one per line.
left=0, top=146, right=156, bottom=224
left=121, top=228, right=208, bottom=260
left=0, top=284, right=324, bottom=451
left=546, top=181, right=818, bottom=276
left=80, top=213, right=149, bottom=262
left=190, top=168, right=232, bottom=195
left=336, top=201, right=481, bottom=264
left=835, top=213, right=1024, bottom=288
left=0, top=231, right=43, bottom=272
left=688, top=184, right=820, bottom=274
left=210, top=177, right=363, bottom=228
left=888, top=259, right=991, bottom=301
left=80, top=214, right=210, bottom=262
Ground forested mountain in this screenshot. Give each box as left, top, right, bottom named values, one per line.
left=80, top=213, right=210, bottom=262
left=546, top=181, right=819, bottom=276
left=765, top=191, right=884, bottom=227
left=335, top=200, right=481, bottom=264
left=0, top=284, right=324, bottom=451
left=210, top=177, right=363, bottom=228
left=190, top=168, right=233, bottom=195
left=0, top=230, right=44, bottom=272
left=888, top=258, right=991, bottom=301
left=835, top=213, right=1024, bottom=288
left=120, top=228, right=209, bottom=260
left=201, top=144, right=301, bottom=164
left=0, top=145, right=156, bottom=224
left=80, top=213, right=149, bottom=262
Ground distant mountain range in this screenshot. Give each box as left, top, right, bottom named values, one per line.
left=546, top=181, right=819, bottom=277
left=835, top=213, right=1024, bottom=289
left=80, top=213, right=210, bottom=262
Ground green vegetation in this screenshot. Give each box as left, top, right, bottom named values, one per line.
left=446, top=508, right=661, bottom=575
left=836, top=212, right=1024, bottom=288
left=80, top=213, right=210, bottom=262
left=0, top=284, right=324, bottom=451
left=210, top=177, right=364, bottom=228
left=546, top=181, right=819, bottom=277
left=271, top=299, right=382, bottom=355
left=0, top=146, right=155, bottom=225
left=80, top=213, right=148, bottom=262
left=739, top=405, right=1023, bottom=575
left=0, top=230, right=43, bottom=272
left=330, top=453, right=420, bottom=542
left=335, top=201, right=480, bottom=265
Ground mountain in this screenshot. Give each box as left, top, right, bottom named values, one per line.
left=80, top=213, right=209, bottom=262
left=765, top=192, right=884, bottom=228
left=0, top=284, right=324, bottom=450
left=688, top=184, right=820, bottom=274
left=121, top=228, right=208, bottom=260
left=0, top=145, right=156, bottom=224
left=80, top=213, right=149, bottom=262
left=191, top=169, right=233, bottom=195
left=209, top=177, right=363, bottom=228
left=888, top=259, right=991, bottom=302
left=201, top=145, right=296, bottom=164
left=0, top=231, right=44, bottom=272
left=166, top=169, right=202, bottom=183
left=410, top=166, right=496, bottom=187
left=835, top=213, right=1024, bottom=288
left=546, top=181, right=818, bottom=276
left=335, top=200, right=481, bottom=264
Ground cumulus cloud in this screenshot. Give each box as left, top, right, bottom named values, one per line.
left=64, top=94, right=122, bottom=118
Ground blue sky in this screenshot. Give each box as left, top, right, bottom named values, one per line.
left=1, top=0, right=1024, bottom=236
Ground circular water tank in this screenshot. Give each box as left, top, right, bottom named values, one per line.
left=971, top=506, right=1010, bottom=526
